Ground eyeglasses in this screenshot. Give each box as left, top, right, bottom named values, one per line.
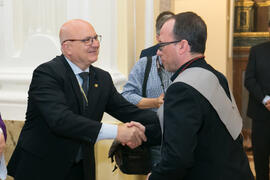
left=157, top=40, right=181, bottom=51
left=62, top=35, right=102, bottom=45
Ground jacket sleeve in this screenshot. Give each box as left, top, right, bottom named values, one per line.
left=105, top=73, right=161, bottom=146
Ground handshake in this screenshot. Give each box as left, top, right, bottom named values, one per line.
left=116, top=121, right=147, bottom=149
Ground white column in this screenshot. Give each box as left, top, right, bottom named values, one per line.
left=144, top=0, right=154, bottom=48
left=228, top=0, right=235, bottom=59
left=1, top=0, right=14, bottom=58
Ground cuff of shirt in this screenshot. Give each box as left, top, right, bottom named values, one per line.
left=0, top=128, right=2, bottom=134
left=96, top=123, right=117, bottom=142
left=262, top=95, right=270, bottom=105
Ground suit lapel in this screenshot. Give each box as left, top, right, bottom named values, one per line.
left=60, top=55, right=85, bottom=113
left=86, top=66, right=102, bottom=116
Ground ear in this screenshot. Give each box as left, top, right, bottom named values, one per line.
left=62, top=43, right=72, bottom=56
left=178, top=39, right=190, bottom=54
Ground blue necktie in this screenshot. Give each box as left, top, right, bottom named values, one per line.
left=79, top=72, right=89, bottom=96
left=75, top=72, right=89, bottom=162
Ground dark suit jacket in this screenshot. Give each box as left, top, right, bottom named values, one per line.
left=149, top=58, right=254, bottom=180
left=7, top=55, right=161, bottom=180
left=244, top=41, right=270, bottom=121
left=140, top=44, right=159, bottom=58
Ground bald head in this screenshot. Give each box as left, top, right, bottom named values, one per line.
left=59, top=19, right=95, bottom=44
left=59, top=19, right=100, bottom=70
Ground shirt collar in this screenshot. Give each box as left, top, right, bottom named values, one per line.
left=64, top=56, right=89, bottom=75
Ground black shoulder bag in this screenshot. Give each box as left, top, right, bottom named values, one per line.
left=108, top=56, right=153, bottom=175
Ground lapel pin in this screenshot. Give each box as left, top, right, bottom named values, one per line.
left=94, top=84, right=98, bottom=88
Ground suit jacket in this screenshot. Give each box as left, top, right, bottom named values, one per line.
left=7, top=55, right=161, bottom=180
left=149, top=58, right=254, bottom=180
left=140, top=44, right=159, bottom=58
left=244, top=41, right=270, bottom=121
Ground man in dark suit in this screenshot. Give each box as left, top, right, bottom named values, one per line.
left=244, top=21, right=270, bottom=180
left=7, top=19, right=161, bottom=180
left=146, top=12, right=254, bottom=180
left=140, top=11, right=174, bottom=58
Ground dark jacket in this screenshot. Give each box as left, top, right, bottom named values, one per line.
left=244, top=41, right=270, bottom=121
left=140, top=44, right=159, bottom=58
left=7, top=54, right=161, bottom=180
left=149, top=58, right=254, bottom=180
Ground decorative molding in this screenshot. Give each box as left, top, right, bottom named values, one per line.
left=234, top=32, right=269, bottom=37
left=256, top=1, right=270, bottom=7
left=235, top=0, right=254, bottom=7
left=0, top=70, right=126, bottom=121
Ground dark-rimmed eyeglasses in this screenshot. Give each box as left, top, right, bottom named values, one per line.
left=62, top=35, right=102, bottom=45
left=157, top=40, right=181, bottom=51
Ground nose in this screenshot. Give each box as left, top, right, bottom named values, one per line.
left=91, top=39, right=100, bottom=48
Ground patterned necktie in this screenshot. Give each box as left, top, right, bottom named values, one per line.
left=76, top=72, right=89, bottom=162
left=79, top=72, right=89, bottom=96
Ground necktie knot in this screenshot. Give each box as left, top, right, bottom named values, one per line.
left=79, top=72, right=89, bottom=82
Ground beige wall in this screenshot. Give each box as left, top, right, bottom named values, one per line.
left=117, top=0, right=233, bottom=83
left=117, top=0, right=161, bottom=77
left=117, top=0, right=136, bottom=76
left=173, top=0, right=228, bottom=75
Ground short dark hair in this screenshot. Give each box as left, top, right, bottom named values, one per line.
left=156, top=11, right=175, bottom=35
left=172, top=12, right=207, bottom=54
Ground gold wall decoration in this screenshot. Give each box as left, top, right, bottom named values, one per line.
left=256, top=1, right=270, bottom=7
left=234, top=31, right=269, bottom=37
left=254, top=0, right=270, bottom=31
left=235, top=0, right=255, bottom=32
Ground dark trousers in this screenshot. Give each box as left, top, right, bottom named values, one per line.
left=252, top=120, right=270, bottom=180
left=65, top=160, right=84, bottom=180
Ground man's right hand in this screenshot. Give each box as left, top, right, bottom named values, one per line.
left=156, top=93, right=164, bottom=108
left=116, top=123, right=147, bottom=149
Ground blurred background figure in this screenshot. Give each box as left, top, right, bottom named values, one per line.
left=122, top=11, right=174, bottom=168
left=244, top=20, right=270, bottom=180
left=0, top=113, right=7, bottom=180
